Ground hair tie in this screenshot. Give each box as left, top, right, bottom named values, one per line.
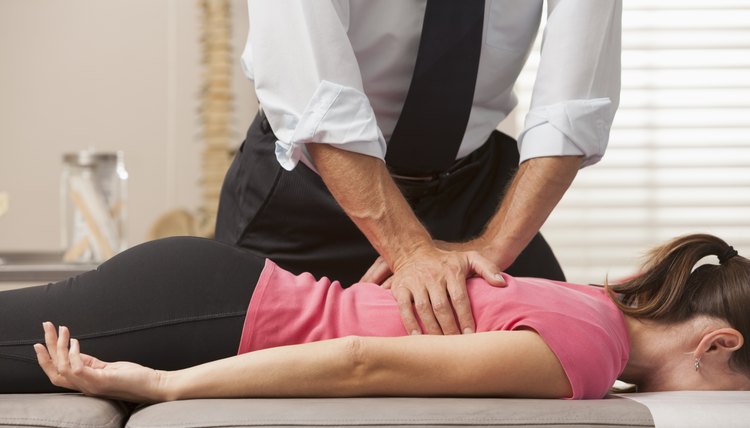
left=719, top=246, right=739, bottom=264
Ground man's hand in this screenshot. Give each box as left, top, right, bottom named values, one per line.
left=360, top=155, right=583, bottom=336
left=308, top=145, right=578, bottom=336
left=368, top=244, right=505, bottom=336
left=309, top=143, right=512, bottom=336
left=361, top=238, right=507, bottom=286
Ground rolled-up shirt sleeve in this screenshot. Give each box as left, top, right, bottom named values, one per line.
left=518, top=0, right=622, bottom=168
left=246, top=0, right=386, bottom=171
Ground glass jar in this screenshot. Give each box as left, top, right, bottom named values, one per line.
left=61, top=150, right=128, bottom=263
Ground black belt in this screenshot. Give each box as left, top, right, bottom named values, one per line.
left=388, top=141, right=488, bottom=183
left=389, top=139, right=495, bottom=203
left=259, top=108, right=493, bottom=190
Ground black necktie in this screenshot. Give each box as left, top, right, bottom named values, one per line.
left=385, top=0, right=486, bottom=176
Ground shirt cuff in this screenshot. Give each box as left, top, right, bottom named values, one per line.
left=517, top=98, right=614, bottom=168
left=271, top=80, right=386, bottom=171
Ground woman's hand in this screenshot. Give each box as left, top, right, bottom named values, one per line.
left=34, top=322, right=168, bottom=403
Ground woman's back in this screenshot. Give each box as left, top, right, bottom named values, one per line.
left=239, top=260, right=630, bottom=399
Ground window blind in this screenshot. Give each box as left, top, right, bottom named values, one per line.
left=514, top=0, right=750, bottom=283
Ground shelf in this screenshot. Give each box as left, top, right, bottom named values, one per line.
left=0, top=251, right=97, bottom=283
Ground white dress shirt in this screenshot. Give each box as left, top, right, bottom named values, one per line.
left=242, top=0, right=621, bottom=171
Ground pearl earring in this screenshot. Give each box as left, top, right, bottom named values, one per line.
left=694, top=357, right=701, bottom=371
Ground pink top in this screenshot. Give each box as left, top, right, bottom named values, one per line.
left=238, top=260, right=630, bottom=399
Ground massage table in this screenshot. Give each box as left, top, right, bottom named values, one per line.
left=2, top=392, right=748, bottom=428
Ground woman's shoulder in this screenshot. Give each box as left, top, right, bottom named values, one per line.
left=467, top=274, right=630, bottom=399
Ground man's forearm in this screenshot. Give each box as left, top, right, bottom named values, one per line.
left=307, top=143, right=432, bottom=269
left=476, top=156, right=581, bottom=269
left=308, top=143, right=509, bottom=335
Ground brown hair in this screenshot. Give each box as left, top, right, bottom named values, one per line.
left=606, top=234, right=750, bottom=377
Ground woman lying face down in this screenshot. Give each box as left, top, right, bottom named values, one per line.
left=610, top=234, right=750, bottom=393
left=1, top=234, right=749, bottom=401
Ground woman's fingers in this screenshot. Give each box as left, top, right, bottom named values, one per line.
left=34, top=337, right=73, bottom=389
left=35, top=323, right=85, bottom=391
left=56, top=326, right=71, bottom=375
left=69, top=338, right=85, bottom=375
left=43, top=322, right=59, bottom=365
left=33, top=343, right=58, bottom=380
left=80, top=352, right=106, bottom=369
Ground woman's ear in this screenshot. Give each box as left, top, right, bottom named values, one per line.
left=695, top=328, right=744, bottom=359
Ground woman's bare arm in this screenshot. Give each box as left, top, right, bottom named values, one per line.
left=36, top=324, right=572, bottom=402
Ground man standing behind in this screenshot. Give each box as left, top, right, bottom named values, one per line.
left=216, top=0, right=622, bottom=336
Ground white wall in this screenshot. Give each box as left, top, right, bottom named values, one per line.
left=0, top=0, right=257, bottom=251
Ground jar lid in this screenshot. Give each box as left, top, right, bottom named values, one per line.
left=63, top=150, right=121, bottom=166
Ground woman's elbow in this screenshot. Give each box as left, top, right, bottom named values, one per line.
left=339, top=336, right=377, bottom=395
left=343, top=335, right=368, bottom=372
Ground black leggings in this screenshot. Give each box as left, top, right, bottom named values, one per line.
left=0, top=237, right=265, bottom=393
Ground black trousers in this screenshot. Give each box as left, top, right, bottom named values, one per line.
left=215, top=114, right=565, bottom=285
left=0, top=237, right=264, bottom=393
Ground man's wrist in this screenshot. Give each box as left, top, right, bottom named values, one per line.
left=308, top=143, right=434, bottom=273
left=389, top=237, right=437, bottom=272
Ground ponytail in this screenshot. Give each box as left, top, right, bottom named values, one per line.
left=607, top=233, right=750, bottom=376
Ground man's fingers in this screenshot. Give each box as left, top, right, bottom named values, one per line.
left=468, top=253, right=506, bottom=287
left=446, top=279, right=475, bottom=334
left=381, top=276, right=394, bottom=290
left=408, top=287, right=443, bottom=335
left=360, top=257, right=392, bottom=284
left=425, top=284, right=460, bottom=335
left=393, top=287, right=422, bottom=335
